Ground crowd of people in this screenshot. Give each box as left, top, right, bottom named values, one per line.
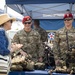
left=0, top=11, right=75, bottom=75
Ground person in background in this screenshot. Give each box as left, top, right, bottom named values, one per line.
left=33, top=19, right=55, bottom=69
left=52, top=12, right=75, bottom=73
left=12, top=16, right=44, bottom=70
left=33, top=19, right=48, bottom=42
left=0, top=14, right=23, bottom=75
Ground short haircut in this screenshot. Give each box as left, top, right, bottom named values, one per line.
left=34, top=19, right=40, bottom=25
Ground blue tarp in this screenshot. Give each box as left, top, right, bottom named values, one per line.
left=6, top=0, right=75, bottom=4
left=40, top=19, right=75, bottom=30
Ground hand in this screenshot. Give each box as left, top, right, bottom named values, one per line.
left=55, top=59, right=60, bottom=66
left=11, top=43, right=23, bottom=52
left=55, top=59, right=65, bottom=66
left=20, top=50, right=28, bottom=57
left=11, top=55, right=25, bottom=63
left=38, top=57, right=43, bottom=62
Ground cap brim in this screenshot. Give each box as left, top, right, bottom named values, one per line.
left=9, top=18, right=16, bottom=22
left=0, top=18, right=16, bottom=25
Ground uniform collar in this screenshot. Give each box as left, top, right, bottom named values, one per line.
left=63, top=26, right=75, bottom=32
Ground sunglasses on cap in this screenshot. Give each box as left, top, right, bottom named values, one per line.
left=24, top=22, right=31, bottom=24
left=64, top=19, right=72, bottom=21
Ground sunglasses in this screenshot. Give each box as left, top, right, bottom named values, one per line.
left=24, top=22, right=31, bottom=24
left=64, top=19, right=72, bottom=21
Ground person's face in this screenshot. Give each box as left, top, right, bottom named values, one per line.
left=4, top=20, right=12, bottom=30
left=64, top=18, right=73, bottom=28
left=23, top=20, right=32, bottom=29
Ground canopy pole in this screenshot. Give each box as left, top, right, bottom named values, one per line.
left=69, top=3, right=74, bottom=13
left=29, top=10, right=32, bottom=18
left=23, top=5, right=30, bottom=16
left=4, top=4, right=7, bottom=13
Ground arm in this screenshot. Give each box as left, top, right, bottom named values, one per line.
left=0, top=30, right=23, bottom=56
left=0, top=30, right=10, bottom=56
left=12, top=32, right=27, bottom=56
left=12, top=32, right=20, bottom=44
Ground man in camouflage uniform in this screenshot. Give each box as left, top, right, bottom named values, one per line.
left=53, top=13, right=75, bottom=73
left=11, top=16, right=44, bottom=71
left=33, top=19, right=48, bottom=42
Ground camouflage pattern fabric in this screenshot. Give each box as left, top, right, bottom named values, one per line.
left=10, top=50, right=35, bottom=71
left=34, top=27, right=47, bottom=42
left=12, top=29, right=44, bottom=62
left=10, top=51, right=45, bottom=71
left=53, top=26, right=75, bottom=69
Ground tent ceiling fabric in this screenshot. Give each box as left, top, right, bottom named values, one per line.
left=6, top=0, right=75, bottom=19
left=6, top=0, right=75, bottom=4
left=5, top=0, right=75, bottom=30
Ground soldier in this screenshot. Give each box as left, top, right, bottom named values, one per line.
left=53, top=13, right=75, bottom=73
left=33, top=19, right=48, bottom=42
left=33, top=19, right=55, bottom=69
left=12, top=16, right=45, bottom=70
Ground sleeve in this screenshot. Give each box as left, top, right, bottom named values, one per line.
left=12, top=32, right=20, bottom=44
left=53, top=32, right=60, bottom=60
left=41, top=30, right=48, bottom=42
left=0, top=30, right=10, bottom=56
left=36, top=32, right=44, bottom=58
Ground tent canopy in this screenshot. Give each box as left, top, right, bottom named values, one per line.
left=6, top=0, right=75, bottom=4
left=5, top=0, right=75, bottom=30
left=5, top=0, right=75, bottom=19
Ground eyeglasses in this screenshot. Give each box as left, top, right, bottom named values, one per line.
left=24, top=22, right=31, bottom=24
left=64, top=19, right=72, bottom=21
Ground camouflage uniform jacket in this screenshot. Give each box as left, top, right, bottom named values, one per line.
left=12, top=29, right=44, bottom=61
left=53, top=26, right=75, bottom=61
left=34, top=27, right=47, bottom=42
